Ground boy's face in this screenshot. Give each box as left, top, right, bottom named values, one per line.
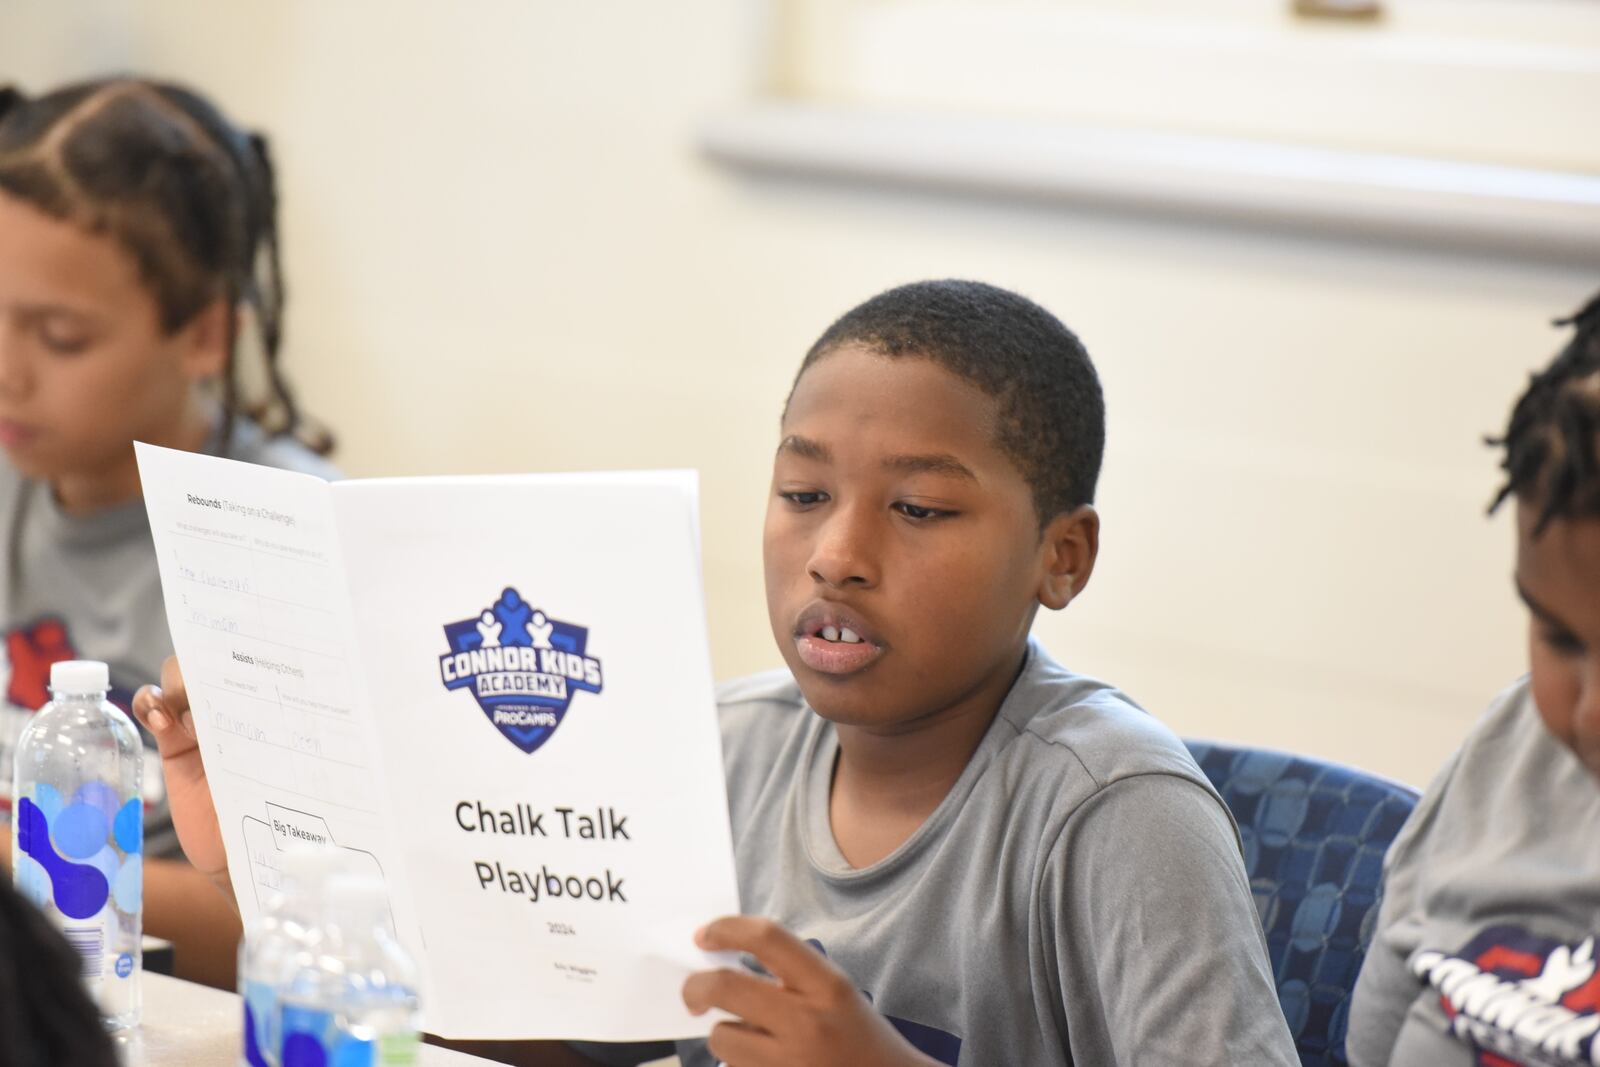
left=1516, top=502, right=1600, bottom=779
left=764, top=344, right=1086, bottom=730
left=0, top=192, right=222, bottom=490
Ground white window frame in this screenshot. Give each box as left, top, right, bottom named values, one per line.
left=703, top=0, right=1600, bottom=260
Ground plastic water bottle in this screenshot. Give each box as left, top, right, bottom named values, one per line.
left=279, top=872, right=421, bottom=1067
left=10, top=659, right=144, bottom=1030
left=240, top=847, right=351, bottom=1067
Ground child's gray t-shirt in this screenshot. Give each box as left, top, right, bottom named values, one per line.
left=577, top=643, right=1298, bottom=1066
left=0, top=422, right=337, bottom=857
left=1347, top=677, right=1600, bottom=1067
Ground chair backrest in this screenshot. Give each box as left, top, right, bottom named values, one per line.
left=1184, top=740, right=1420, bottom=1067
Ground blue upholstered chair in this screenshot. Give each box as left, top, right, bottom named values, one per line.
left=1184, top=741, right=1420, bottom=1067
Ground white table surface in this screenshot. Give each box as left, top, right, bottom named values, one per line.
left=114, top=972, right=496, bottom=1066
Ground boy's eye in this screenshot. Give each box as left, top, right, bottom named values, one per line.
left=38, top=319, right=92, bottom=355
left=893, top=501, right=955, bottom=522
left=1539, top=625, right=1586, bottom=658
left=780, top=490, right=828, bottom=508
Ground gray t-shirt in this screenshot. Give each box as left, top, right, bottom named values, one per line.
left=0, top=421, right=337, bottom=857
left=1347, top=677, right=1600, bottom=1067
left=579, top=643, right=1297, bottom=1066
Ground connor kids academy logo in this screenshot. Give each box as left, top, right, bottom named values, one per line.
left=1413, top=925, right=1600, bottom=1066
left=437, top=587, right=603, bottom=754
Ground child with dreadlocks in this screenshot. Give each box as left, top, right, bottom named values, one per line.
left=1347, top=290, right=1600, bottom=1067
left=0, top=77, right=337, bottom=987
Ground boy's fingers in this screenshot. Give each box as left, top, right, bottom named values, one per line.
left=158, top=655, right=189, bottom=714
left=705, top=1019, right=779, bottom=1067
left=132, top=683, right=198, bottom=757
left=694, top=917, right=832, bottom=994
left=132, top=684, right=172, bottom=734
left=682, top=967, right=781, bottom=1024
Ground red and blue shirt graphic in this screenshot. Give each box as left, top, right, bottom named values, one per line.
left=3, top=616, right=137, bottom=711
left=1, top=617, right=138, bottom=818
left=1413, top=925, right=1600, bottom=1067
left=6, top=616, right=79, bottom=711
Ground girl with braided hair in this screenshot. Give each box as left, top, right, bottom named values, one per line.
left=1349, top=290, right=1600, bottom=1067
left=0, top=77, right=337, bottom=989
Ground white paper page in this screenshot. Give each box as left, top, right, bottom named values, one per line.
left=330, top=472, right=740, bottom=1041
left=133, top=444, right=423, bottom=967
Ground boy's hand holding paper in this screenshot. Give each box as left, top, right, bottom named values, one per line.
left=132, top=657, right=231, bottom=895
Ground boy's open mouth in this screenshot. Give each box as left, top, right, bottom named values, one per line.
left=793, top=604, right=884, bottom=676
left=815, top=624, right=862, bottom=644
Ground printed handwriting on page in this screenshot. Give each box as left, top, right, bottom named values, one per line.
left=135, top=447, right=404, bottom=935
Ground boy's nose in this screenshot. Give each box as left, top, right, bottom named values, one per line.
left=1574, top=659, right=1600, bottom=777
left=0, top=328, right=32, bottom=397
left=806, top=506, right=879, bottom=590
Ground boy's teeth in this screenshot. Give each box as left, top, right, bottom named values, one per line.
left=821, top=625, right=840, bottom=642
left=840, top=628, right=860, bottom=644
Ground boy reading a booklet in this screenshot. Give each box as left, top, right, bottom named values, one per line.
left=135, top=280, right=1298, bottom=1065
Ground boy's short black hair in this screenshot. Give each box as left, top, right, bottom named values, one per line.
left=1490, top=289, right=1600, bottom=533
left=789, top=280, right=1105, bottom=525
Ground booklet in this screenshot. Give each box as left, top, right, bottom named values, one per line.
left=134, top=443, right=741, bottom=1040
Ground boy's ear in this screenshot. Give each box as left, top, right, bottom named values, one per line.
left=177, top=299, right=232, bottom=381
left=1037, top=505, right=1099, bottom=611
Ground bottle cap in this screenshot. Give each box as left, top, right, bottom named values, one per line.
left=50, top=660, right=110, bottom=695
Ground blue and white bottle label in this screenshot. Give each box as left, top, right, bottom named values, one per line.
left=281, top=1004, right=381, bottom=1067
left=14, top=783, right=143, bottom=986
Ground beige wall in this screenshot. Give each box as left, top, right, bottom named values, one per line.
left=1, top=0, right=1589, bottom=786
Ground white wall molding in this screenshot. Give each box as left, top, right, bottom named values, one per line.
left=700, top=103, right=1600, bottom=265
